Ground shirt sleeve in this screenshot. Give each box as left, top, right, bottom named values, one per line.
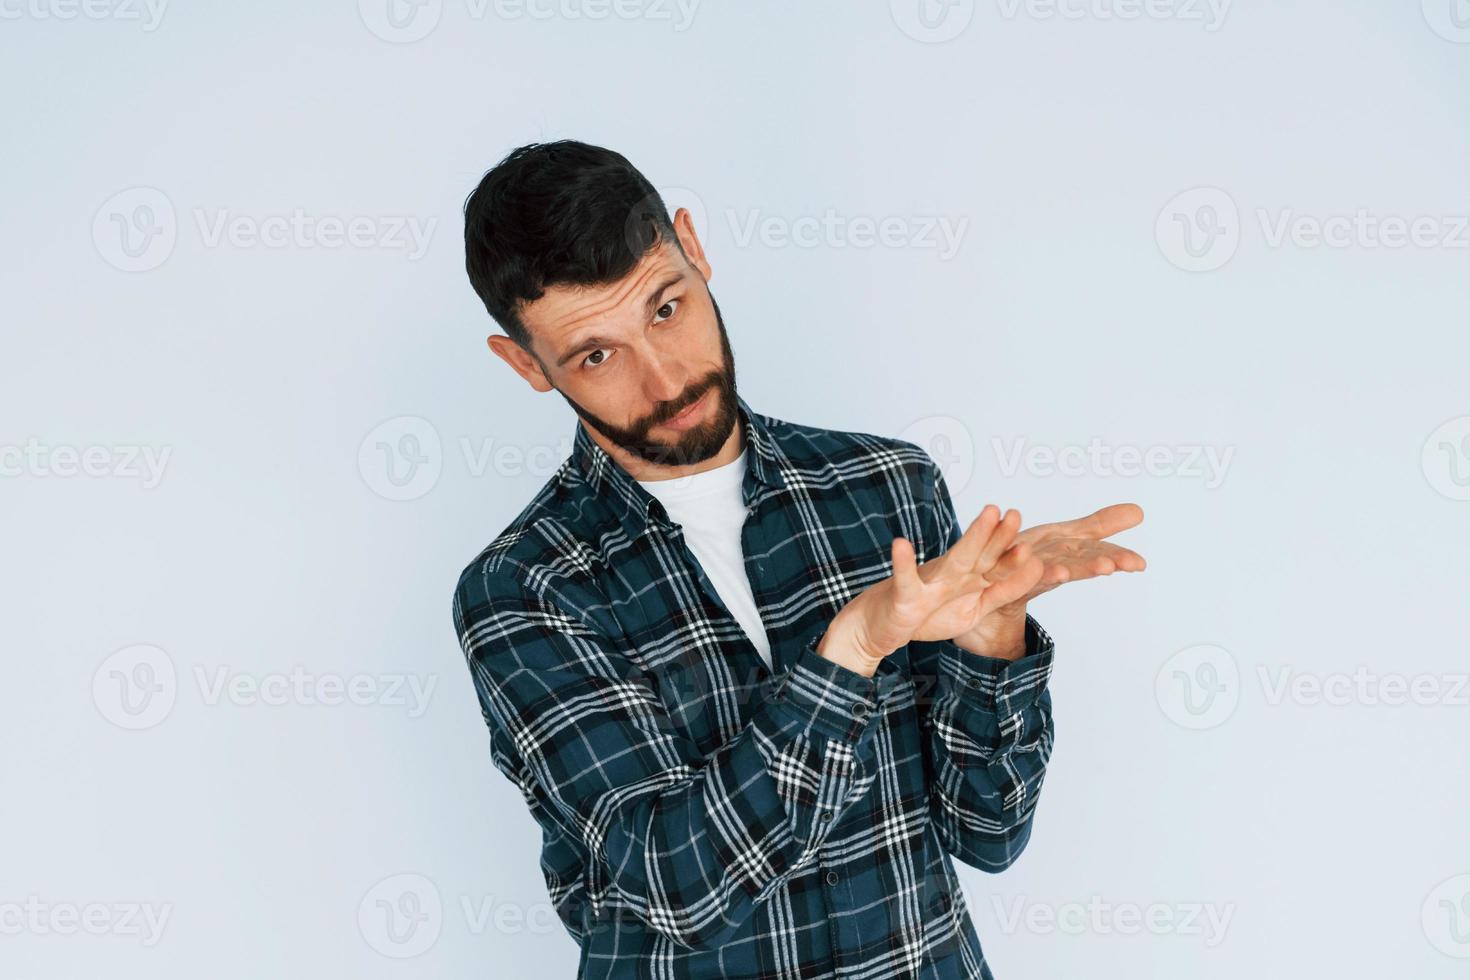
left=453, top=565, right=884, bottom=951
left=907, top=452, right=1058, bottom=873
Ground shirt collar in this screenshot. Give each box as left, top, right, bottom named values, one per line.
left=569, top=391, right=789, bottom=538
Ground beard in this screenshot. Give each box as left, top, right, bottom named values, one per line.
left=550, top=290, right=741, bottom=469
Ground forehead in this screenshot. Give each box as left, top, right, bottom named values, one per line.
left=522, top=244, right=687, bottom=347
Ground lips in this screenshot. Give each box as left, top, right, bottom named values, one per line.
left=668, top=390, right=706, bottom=424
left=667, top=387, right=711, bottom=426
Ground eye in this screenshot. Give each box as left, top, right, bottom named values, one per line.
left=582, top=347, right=614, bottom=370
left=653, top=298, right=680, bottom=324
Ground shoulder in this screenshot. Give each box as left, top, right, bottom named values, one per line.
left=759, top=409, right=939, bottom=493
left=450, top=460, right=603, bottom=635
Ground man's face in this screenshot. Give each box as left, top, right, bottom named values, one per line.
left=508, top=219, right=740, bottom=471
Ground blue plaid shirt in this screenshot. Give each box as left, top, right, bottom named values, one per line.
left=453, top=393, right=1056, bottom=979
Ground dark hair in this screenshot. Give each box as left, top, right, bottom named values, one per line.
left=462, top=140, right=683, bottom=354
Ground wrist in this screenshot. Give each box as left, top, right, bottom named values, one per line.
left=953, top=605, right=1028, bottom=661
left=816, top=618, right=884, bottom=677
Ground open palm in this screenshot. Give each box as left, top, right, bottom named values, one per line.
left=1010, top=503, right=1146, bottom=606
left=935, top=503, right=1146, bottom=657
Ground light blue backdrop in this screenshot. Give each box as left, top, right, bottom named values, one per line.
left=3, top=2, right=1469, bottom=977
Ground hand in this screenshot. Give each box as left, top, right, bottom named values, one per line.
left=911, top=506, right=1043, bottom=644
left=819, top=505, right=1037, bottom=675
left=1008, top=502, right=1147, bottom=604
left=950, top=502, right=1147, bottom=659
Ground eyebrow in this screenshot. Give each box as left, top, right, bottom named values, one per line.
left=554, top=271, right=685, bottom=367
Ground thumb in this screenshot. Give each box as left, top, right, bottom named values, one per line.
left=891, top=536, right=921, bottom=597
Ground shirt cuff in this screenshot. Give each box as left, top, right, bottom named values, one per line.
left=937, top=614, right=1056, bottom=716
left=766, top=628, right=883, bottom=743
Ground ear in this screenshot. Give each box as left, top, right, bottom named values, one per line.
left=671, top=207, right=712, bottom=283
left=487, top=334, right=554, bottom=393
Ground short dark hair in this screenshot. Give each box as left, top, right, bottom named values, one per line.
left=462, top=140, right=683, bottom=354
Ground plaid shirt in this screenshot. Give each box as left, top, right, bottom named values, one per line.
left=453, top=393, right=1056, bottom=979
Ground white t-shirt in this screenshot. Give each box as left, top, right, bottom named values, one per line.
left=636, top=447, right=773, bottom=670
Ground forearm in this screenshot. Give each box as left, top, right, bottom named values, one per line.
left=554, top=629, right=884, bottom=950
left=922, top=614, right=1056, bottom=872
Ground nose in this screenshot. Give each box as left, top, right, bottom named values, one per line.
left=641, top=350, right=691, bottom=411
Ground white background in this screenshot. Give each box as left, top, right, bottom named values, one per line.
left=3, top=1, right=1469, bottom=977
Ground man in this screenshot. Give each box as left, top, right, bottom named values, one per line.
left=453, top=140, right=1145, bottom=979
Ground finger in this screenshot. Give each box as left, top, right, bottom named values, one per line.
left=1053, top=502, right=1145, bottom=541
left=1042, top=562, right=1071, bottom=586
left=891, top=536, right=922, bottom=596
left=1083, top=503, right=1144, bottom=539
left=1049, top=549, right=1115, bottom=581
left=983, top=555, right=1044, bottom=610
left=975, top=508, right=1022, bottom=571
left=940, top=504, right=1001, bottom=573
left=1037, top=559, right=1110, bottom=586
left=1098, top=542, right=1147, bottom=572
left=987, top=541, right=1032, bottom=583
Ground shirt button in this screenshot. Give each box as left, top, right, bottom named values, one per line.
left=825, top=871, right=840, bottom=886
left=851, top=701, right=870, bottom=721
left=966, top=676, right=984, bottom=689
left=817, top=809, right=833, bottom=822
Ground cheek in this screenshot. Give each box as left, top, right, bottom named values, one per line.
left=688, top=312, right=725, bottom=363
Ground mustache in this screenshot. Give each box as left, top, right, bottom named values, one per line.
left=645, top=377, right=719, bottom=428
